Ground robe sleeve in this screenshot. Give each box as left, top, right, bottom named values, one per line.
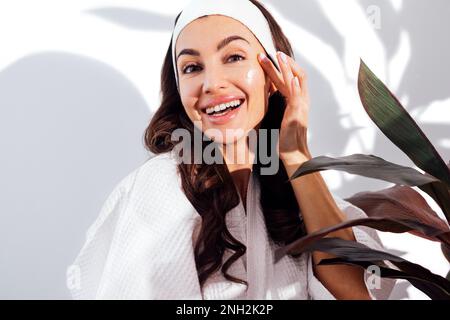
left=66, top=168, right=139, bottom=299
left=66, top=154, right=203, bottom=300
left=307, top=193, right=396, bottom=300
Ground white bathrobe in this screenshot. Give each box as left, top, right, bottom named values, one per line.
left=67, top=151, right=395, bottom=300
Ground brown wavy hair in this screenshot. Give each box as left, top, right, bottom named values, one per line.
left=144, top=0, right=306, bottom=290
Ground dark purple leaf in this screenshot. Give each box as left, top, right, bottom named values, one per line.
left=274, top=217, right=450, bottom=263
left=319, top=258, right=450, bottom=300
left=345, top=185, right=450, bottom=241
left=358, top=59, right=450, bottom=187
left=290, top=237, right=450, bottom=296
left=290, top=154, right=438, bottom=186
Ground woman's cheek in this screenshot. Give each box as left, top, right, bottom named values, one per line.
left=180, top=98, right=199, bottom=122
left=243, top=67, right=267, bottom=99
left=245, top=68, right=258, bottom=84
left=230, top=66, right=260, bottom=87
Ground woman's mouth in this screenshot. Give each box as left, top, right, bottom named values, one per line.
left=202, top=99, right=245, bottom=125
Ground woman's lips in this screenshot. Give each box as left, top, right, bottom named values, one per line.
left=202, top=100, right=244, bottom=125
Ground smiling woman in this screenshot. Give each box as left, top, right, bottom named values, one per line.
left=175, top=17, right=274, bottom=144
left=67, top=0, right=396, bottom=300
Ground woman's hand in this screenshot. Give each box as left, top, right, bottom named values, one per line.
left=258, top=51, right=311, bottom=165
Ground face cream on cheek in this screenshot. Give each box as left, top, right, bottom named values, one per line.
left=245, top=69, right=258, bottom=84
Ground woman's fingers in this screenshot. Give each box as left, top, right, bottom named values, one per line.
left=291, top=74, right=301, bottom=101
left=277, top=51, right=294, bottom=97
left=257, top=53, right=287, bottom=96
left=258, top=51, right=309, bottom=100
left=284, top=55, right=309, bottom=99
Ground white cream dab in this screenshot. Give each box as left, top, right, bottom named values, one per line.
left=245, top=69, right=257, bottom=82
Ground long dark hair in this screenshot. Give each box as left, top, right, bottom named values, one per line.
left=144, top=0, right=305, bottom=290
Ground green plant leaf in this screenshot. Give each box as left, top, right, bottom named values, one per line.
left=358, top=59, right=450, bottom=187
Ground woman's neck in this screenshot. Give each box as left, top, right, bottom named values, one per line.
left=220, top=138, right=255, bottom=211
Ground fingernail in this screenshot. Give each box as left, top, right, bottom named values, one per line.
left=279, top=51, right=287, bottom=63
left=258, top=53, right=267, bottom=61
left=294, top=76, right=300, bottom=87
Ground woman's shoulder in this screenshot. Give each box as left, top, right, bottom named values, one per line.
left=95, top=151, right=183, bottom=224
left=83, top=151, right=181, bottom=236
left=86, top=150, right=194, bottom=239
left=114, top=150, right=180, bottom=195
left=69, top=151, right=199, bottom=299
left=141, top=150, right=180, bottom=171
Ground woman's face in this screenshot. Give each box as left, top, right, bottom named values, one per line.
left=175, top=15, right=275, bottom=144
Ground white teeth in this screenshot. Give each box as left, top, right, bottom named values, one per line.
left=205, top=99, right=242, bottom=115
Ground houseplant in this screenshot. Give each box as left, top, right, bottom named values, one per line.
left=274, top=60, right=450, bottom=300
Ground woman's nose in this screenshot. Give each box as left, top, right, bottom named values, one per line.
left=202, top=65, right=228, bottom=93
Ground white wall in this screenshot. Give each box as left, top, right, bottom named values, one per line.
left=0, top=0, right=449, bottom=299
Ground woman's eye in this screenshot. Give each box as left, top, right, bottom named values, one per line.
left=181, top=54, right=245, bottom=74
left=227, top=54, right=244, bottom=62
left=182, top=64, right=199, bottom=74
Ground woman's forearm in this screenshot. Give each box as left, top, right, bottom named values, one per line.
left=282, top=152, right=372, bottom=300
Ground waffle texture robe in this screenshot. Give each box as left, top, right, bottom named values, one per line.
left=67, top=151, right=395, bottom=299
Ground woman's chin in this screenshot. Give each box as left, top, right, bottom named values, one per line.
left=203, top=128, right=246, bottom=145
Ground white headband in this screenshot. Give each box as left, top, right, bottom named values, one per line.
left=171, top=0, right=281, bottom=91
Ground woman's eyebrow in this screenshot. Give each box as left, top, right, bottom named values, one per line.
left=176, top=35, right=250, bottom=62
